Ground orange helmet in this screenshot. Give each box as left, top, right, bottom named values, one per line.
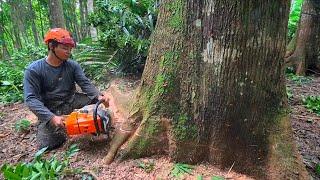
left=44, top=28, right=75, bottom=47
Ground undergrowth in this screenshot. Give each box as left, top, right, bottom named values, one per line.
left=1, top=144, right=85, bottom=180
left=303, top=96, right=320, bottom=116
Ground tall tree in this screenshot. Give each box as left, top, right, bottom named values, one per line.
left=64, top=0, right=80, bottom=41
left=87, top=0, right=97, bottom=41
left=28, top=0, right=40, bottom=46
left=0, top=24, right=9, bottom=59
left=48, top=0, right=66, bottom=28
left=285, top=0, right=320, bottom=75
left=0, top=0, right=9, bottom=58
left=79, top=0, right=88, bottom=39
left=105, top=0, right=308, bottom=179
left=8, top=0, right=22, bottom=49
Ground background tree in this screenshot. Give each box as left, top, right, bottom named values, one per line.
left=87, top=0, right=97, bottom=41
left=79, top=0, right=88, bottom=39
left=285, top=0, right=320, bottom=75
left=28, top=0, right=40, bottom=46
left=105, top=0, right=309, bottom=179
left=48, top=0, right=66, bottom=28
left=8, top=0, right=22, bottom=49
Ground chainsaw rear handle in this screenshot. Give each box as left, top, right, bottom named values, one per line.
left=93, top=99, right=104, bottom=135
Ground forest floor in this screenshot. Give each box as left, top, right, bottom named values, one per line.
left=0, top=76, right=319, bottom=180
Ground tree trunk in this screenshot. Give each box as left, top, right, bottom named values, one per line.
left=87, top=0, right=97, bottom=41
left=105, top=0, right=309, bottom=179
left=8, top=0, right=22, bottom=49
left=79, top=0, right=86, bottom=40
left=285, top=0, right=320, bottom=75
left=48, top=0, right=66, bottom=28
left=0, top=1, right=9, bottom=58
left=37, top=0, right=45, bottom=38
left=0, top=24, right=9, bottom=59
left=28, top=0, right=40, bottom=46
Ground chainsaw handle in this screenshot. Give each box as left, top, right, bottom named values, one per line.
left=93, top=99, right=104, bottom=135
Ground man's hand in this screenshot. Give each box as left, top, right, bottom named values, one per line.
left=50, top=115, right=65, bottom=128
left=98, top=94, right=110, bottom=107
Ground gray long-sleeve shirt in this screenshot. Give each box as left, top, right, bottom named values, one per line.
left=23, top=58, right=100, bottom=122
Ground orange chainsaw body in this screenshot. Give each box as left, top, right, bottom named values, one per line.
left=64, top=111, right=104, bottom=136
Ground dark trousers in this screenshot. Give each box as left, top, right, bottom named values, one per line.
left=37, top=93, right=95, bottom=150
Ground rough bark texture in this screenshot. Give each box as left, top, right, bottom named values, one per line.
left=48, top=0, right=66, bottom=28
left=285, top=0, right=320, bottom=75
left=105, top=0, right=309, bottom=179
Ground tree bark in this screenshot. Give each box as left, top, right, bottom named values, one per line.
left=28, top=0, right=40, bottom=46
left=285, top=0, right=320, bottom=75
left=8, top=0, right=22, bottom=49
left=0, top=1, right=9, bottom=58
left=0, top=24, right=9, bottom=59
left=87, top=0, right=97, bottom=41
left=48, top=0, right=66, bottom=28
left=105, top=0, right=309, bottom=179
left=79, top=0, right=87, bottom=39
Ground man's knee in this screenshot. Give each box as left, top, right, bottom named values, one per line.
left=37, top=121, right=67, bottom=151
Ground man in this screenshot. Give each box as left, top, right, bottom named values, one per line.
left=23, top=28, right=109, bottom=150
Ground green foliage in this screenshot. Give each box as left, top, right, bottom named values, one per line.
left=303, top=96, right=320, bottom=115
left=136, top=160, right=155, bottom=173
left=73, top=42, right=118, bottom=81
left=287, top=73, right=312, bottom=86
left=0, top=45, right=46, bottom=104
left=288, top=0, right=304, bottom=40
left=171, top=163, right=194, bottom=179
left=1, top=144, right=81, bottom=180
left=90, top=0, right=158, bottom=74
left=196, top=175, right=203, bottom=180
left=211, top=176, right=225, bottom=180
left=316, top=163, right=320, bottom=175
left=14, top=119, right=31, bottom=133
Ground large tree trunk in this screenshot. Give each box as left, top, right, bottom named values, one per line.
left=48, top=0, right=66, bottom=28
left=28, top=0, right=40, bottom=46
left=105, top=0, right=309, bottom=179
left=285, top=0, right=320, bottom=75
left=87, top=0, right=97, bottom=41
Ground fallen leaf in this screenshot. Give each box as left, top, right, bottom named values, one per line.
left=0, top=133, right=10, bottom=138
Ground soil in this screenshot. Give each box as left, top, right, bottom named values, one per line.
left=0, top=77, right=319, bottom=180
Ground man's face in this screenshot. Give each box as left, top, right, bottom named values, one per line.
left=54, top=43, right=73, bottom=60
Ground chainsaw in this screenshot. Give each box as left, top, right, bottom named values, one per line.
left=64, top=99, right=113, bottom=137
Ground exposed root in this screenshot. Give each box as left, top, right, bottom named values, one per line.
left=103, top=123, right=133, bottom=164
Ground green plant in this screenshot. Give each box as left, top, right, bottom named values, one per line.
left=196, top=175, right=203, bottom=180
left=171, top=163, right=194, bottom=179
left=316, top=163, right=320, bottom=176
left=1, top=144, right=81, bottom=179
left=288, top=0, right=304, bottom=40
left=0, top=45, right=46, bottom=104
left=136, top=160, right=155, bottom=173
left=14, top=119, right=31, bottom=132
left=303, top=96, right=320, bottom=115
left=90, top=0, right=158, bottom=75
left=287, top=73, right=312, bottom=86
left=73, top=42, right=118, bottom=82
left=211, top=176, right=224, bottom=180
